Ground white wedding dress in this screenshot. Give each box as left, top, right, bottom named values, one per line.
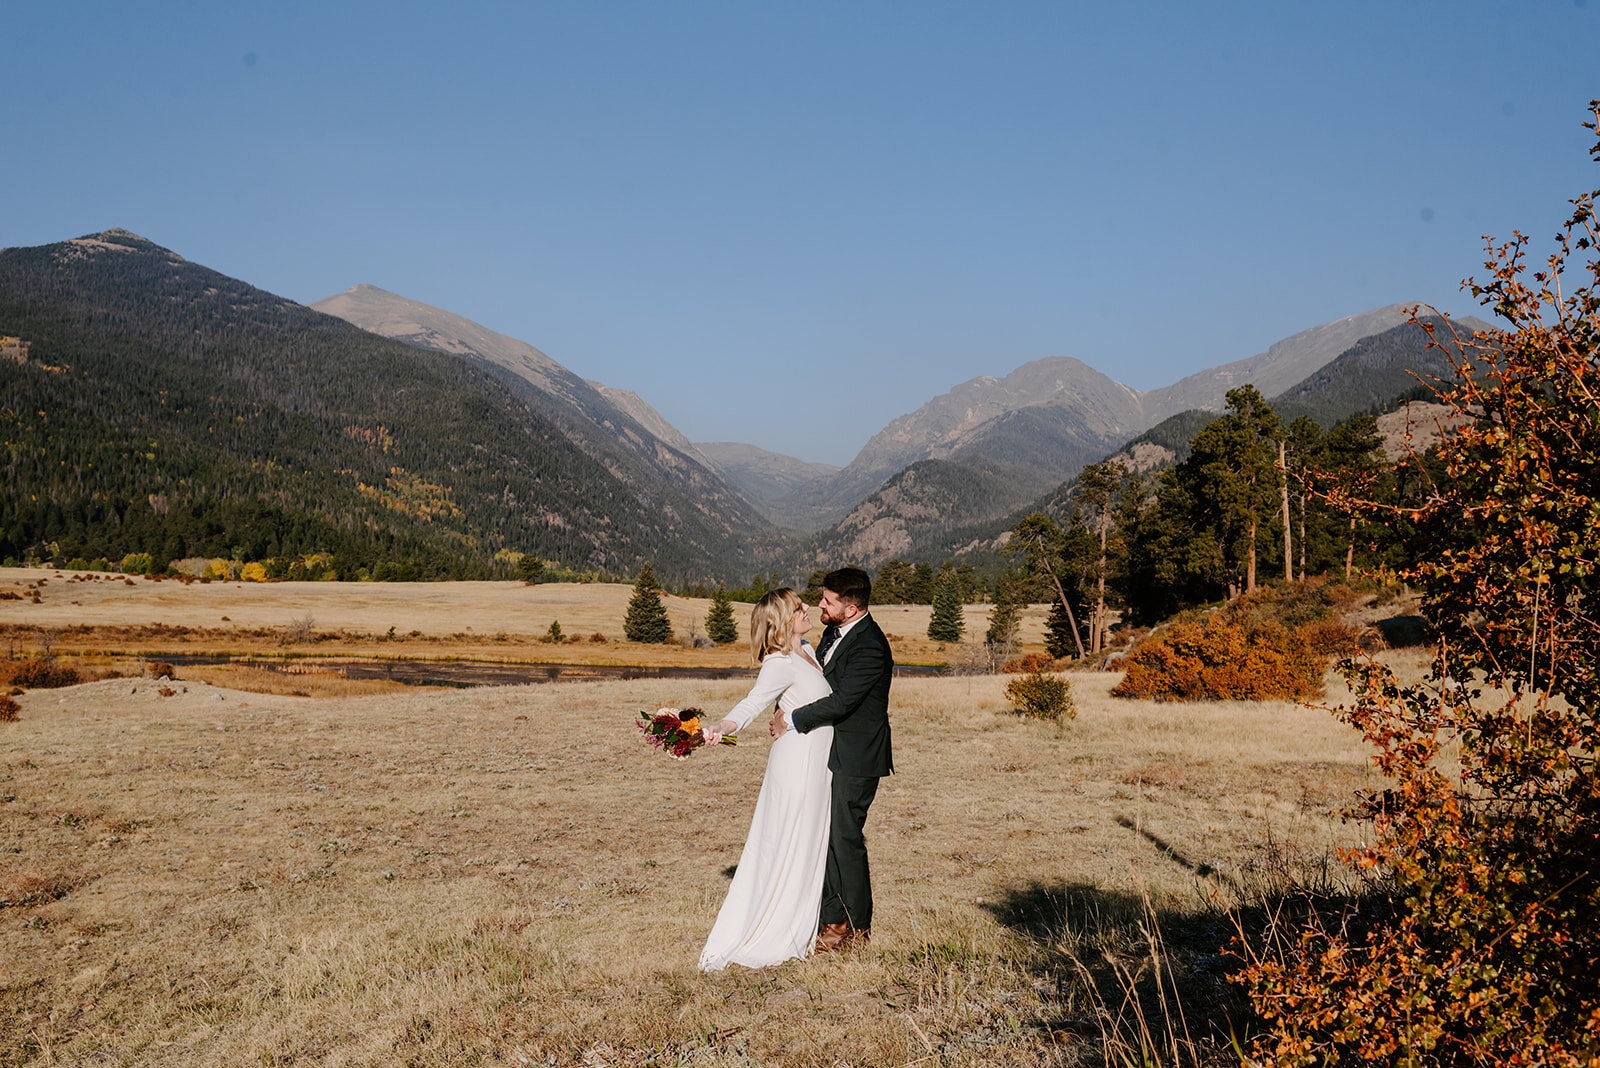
left=698, top=645, right=834, bottom=971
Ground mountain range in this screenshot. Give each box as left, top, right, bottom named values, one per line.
left=2, top=229, right=1492, bottom=582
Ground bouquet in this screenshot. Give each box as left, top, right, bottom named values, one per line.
left=637, top=706, right=737, bottom=759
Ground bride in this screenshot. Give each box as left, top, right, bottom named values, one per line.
left=697, top=587, right=833, bottom=971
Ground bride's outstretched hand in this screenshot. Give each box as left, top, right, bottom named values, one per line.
left=702, top=717, right=737, bottom=746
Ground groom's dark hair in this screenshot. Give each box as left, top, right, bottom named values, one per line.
left=823, top=566, right=872, bottom=610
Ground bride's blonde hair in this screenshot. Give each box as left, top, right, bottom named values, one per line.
left=748, top=587, right=802, bottom=664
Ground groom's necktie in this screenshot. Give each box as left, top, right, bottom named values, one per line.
left=817, top=625, right=841, bottom=664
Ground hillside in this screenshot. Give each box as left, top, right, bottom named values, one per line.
left=0, top=231, right=775, bottom=581
left=804, top=457, right=1021, bottom=568
left=1270, top=314, right=1490, bottom=425
left=816, top=356, right=1142, bottom=516
left=693, top=442, right=842, bottom=530
left=1139, top=303, right=1422, bottom=420
left=310, top=285, right=768, bottom=544
left=828, top=309, right=1491, bottom=569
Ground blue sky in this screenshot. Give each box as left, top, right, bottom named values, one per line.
left=5, top=2, right=1596, bottom=464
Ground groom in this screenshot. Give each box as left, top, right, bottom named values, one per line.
left=771, top=566, right=893, bottom=952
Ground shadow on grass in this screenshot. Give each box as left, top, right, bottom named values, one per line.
left=979, top=880, right=1252, bottom=1057
left=979, top=869, right=1382, bottom=1061
left=1113, top=814, right=1235, bottom=890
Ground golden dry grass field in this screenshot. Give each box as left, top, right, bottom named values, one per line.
left=0, top=568, right=1052, bottom=678
left=0, top=571, right=1417, bottom=1065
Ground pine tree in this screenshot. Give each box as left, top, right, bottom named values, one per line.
left=927, top=573, right=965, bottom=642
left=705, top=586, right=739, bottom=644
left=875, top=559, right=914, bottom=603
left=1009, top=514, right=1085, bottom=658
left=1183, top=386, right=1286, bottom=597
left=517, top=553, right=546, bottom=583
left=624, top=562, right=673, bottom=643
left=1043, top=598, right=1076, bottom=659
left=1076, top=461, right=1124, bottom=654
left=985, top=569, right=1027, bottom=651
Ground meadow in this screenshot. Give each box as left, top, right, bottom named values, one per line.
left=0, top=568, right=1052, bottom=679
left=0, top=570, right=1409, bottom=1065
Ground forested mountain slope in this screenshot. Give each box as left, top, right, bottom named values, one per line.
left=0, top=231, right=774, bottom=581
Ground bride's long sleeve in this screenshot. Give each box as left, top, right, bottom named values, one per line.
left=721, top=654, right=794, bottom=732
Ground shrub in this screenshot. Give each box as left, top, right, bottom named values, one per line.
left=119, top=552, right=154, bottom=575
left=589, top=632, right=607, bottom=643
left=1297, top=617, right=1360, bottom=657
left=1110, top=615, right=1324, bottom=702
left=543, top=620, right=564, bottom=644
left=1004, top=670, right=1076, bottom=720
left=8, top=659, right=82, bottom=689
left=240, top=561, right=269, bottom=582
left=1001, top=652, right=1055, bottom=674
left=282, top=615, right=316, bottom=644
left=0, top=695, right=17, bottom=722
left=148, top=662, right=176, bottom=679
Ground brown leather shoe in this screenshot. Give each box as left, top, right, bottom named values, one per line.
left=813, top=922, right=849, bottom=954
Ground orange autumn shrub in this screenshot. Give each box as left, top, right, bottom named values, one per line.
left=1110, top=614, right=1324, bottom=702
left=1000, top=651, right=1055, bottom=674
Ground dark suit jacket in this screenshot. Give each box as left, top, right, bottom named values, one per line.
left=791, top=613, right=893, bottom=778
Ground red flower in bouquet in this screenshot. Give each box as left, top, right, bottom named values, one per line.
left=637, top=706, right=736, bottom=759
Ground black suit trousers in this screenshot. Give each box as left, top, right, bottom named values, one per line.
left=821, top=771, right=879, bottom=929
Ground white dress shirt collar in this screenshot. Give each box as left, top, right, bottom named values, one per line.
left=824, top=611, right=869, bottom=664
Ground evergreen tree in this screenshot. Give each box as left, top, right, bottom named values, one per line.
left=874, top=559, right=914, bottom=603
left=986, top=569, right=1028, bottom=651
left=1076, top=461, right=1124, bottom=654
left=1184, top=386, right=1286, bottom=597
left=954, top=562, right=978, bottom=602
left=908, top=562, right=936, bottom=604
left=517, top=553, right=546, bottom=583
left=624, top=562, right=673, bottom=643
left=1316, top=415, right=1384, bottom=578
left=705, top=586, right=739, bottom=644
left=1043, top=598, right=1077, bottom=659
left=926, top=572, right=965, bottom=642
left=1009, top=514, right=1085, bottom=658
